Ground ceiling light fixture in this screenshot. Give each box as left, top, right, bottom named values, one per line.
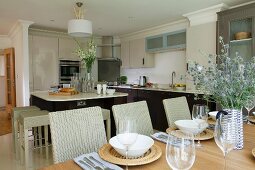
left=68, top=2, right=92, bottom=37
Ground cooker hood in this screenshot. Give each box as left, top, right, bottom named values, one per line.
left=97, top=36, right=121, bottom=61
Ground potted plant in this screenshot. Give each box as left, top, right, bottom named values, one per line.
left=188, top=37, right=255, bottom=149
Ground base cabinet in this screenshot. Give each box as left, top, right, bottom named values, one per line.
left=113, top=87, right=216, bottom=131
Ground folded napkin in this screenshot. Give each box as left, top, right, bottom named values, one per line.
left=74, top=152, right=123, bottom=170
left=151, top=132, right=168, bottom=143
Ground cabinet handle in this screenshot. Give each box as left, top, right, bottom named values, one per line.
left=142, top=58, right=144, bottom=65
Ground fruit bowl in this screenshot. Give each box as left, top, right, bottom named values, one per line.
left=106, top=89, right=116, bottom=95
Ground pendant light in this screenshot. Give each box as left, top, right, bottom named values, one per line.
left=68, top=2, right=92, bottom=37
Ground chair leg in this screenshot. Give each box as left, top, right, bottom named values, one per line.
left=106, top=117, right=111, bottom=141
left=14, top=120, right=19, bottom=160
left=38, top=126, right=42, bottom=148
left=24, top=128, right=30, bottom=169
left=44, top=125, right=49, bottom=159
left=19, top=123, right=24, bottom=164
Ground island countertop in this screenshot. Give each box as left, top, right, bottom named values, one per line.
left=31, top=91, right=128, bottom=102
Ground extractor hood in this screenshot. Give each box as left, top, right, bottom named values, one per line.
left=97, top=36, right=121, bottom=60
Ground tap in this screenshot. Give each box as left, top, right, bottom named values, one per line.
left=170, top=71, right=176, bottom=89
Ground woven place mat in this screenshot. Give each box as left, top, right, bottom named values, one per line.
left=98, top=143, right=162, bottom=166
left=166, top=128, right=214, bottom=141
left=252, top=148, right=255, bottom=158
left=248, top=116, right=255, bottom=123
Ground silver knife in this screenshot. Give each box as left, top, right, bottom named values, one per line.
left=78, top=160, right=93, bottom=170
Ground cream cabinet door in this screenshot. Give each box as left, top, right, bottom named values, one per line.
left=59, top=37, right=79, bottom=60
left=120, top=41, right=130, bottom=68
left=30, top=35, right=59, bottom=91
left=129, top=39, right=154, bottom=68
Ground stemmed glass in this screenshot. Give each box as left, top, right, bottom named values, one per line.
left=117, top=118, right=138, bottom=170
left=192, top=104, right=208, bottom=148
left=244, top=99, right=255, bottom=124
left=214, top=112, right=237, bottom=170
left=166, top=131, right=195, bottom=170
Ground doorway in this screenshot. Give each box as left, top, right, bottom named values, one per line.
left=0, top=47, right=15, bottom=135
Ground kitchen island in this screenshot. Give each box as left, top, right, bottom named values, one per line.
left=30, top=91, right=128, bottom=112
left=30, top=91, right=128, bottom=136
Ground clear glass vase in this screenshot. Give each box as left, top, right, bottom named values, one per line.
left=84, top=72, right=94, bottom=93
left=222, top=109, right=244, bottom=150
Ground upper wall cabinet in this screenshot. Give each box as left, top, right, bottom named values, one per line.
left=146, top=30, right=186, bottom=52
left=217, top=3, right=255, bottom=61
left=59, top=37, right=80, bottom=60
left=121, top=38, right=154, bottom=68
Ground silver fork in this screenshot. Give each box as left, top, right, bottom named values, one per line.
left=89, top=156, right=116, bottom=170
left=84, top=157, right=103, bottom=170
left=78, top=160, right=93, bottom=170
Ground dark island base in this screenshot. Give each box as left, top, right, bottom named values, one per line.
left=30, top=95, right=127, bottom=137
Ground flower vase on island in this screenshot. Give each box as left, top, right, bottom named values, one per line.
left=74, top=37, right=97, bottom=93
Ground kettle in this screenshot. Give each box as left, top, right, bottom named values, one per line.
left=139, top=76, right=147, bottom=87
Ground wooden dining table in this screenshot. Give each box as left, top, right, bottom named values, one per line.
left=39, top=124, right=255, bottom=170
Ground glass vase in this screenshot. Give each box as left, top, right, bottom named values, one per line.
left=222, top=109, right=244, bottom=150
left=85, top=72, right=94, bottom=93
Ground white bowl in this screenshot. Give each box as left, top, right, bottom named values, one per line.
left=208, top=111, right=218, bottom=120
left=109, top=134, right=154, bottom=158
left=174, top=120, right=208, bottom=134
left=106, top=89, right=115, bottom=95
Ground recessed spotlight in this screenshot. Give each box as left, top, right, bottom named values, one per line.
left=50, top=19, right=55, bottom=22
left=98, top=27, right=102, bottom=30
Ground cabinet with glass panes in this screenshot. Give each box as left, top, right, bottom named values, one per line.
left=217, top=3, right=255, bottom=61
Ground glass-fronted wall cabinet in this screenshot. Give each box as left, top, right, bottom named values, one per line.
left=145, top=30, right=186, bottom=52
left=217, top=3, right=255, bottom=61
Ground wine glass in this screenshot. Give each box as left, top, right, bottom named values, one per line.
left=166, top=131, right=195, bottom=170
left=192, top=104, right=208, bottom=148
left=244, top=99, right=255, bottom=124
left=214, top=112, right=237, bottom=170
left=117, top=118, right=138, bottom=170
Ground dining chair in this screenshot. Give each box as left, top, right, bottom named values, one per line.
left=49, top=106, right=107, bottom=163
left=112, top=101, right=154, bottom=136
left=163, top=96, right=191, bottom=128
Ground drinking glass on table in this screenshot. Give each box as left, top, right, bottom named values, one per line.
left=244, top=98, right=255, bottom=124
left=214, top=111, right=237, bottom=170
left=166, top=131, right=195, bottom=170
left=192, top=104, right=208, bottom=148
left=117, top=118, right=138, bottom=170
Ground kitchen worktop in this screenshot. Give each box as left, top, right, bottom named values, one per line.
left=109, top=85, right=204, bottom=94
left=31, top=91, right=128, bottom=102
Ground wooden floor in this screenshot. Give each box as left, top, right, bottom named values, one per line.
left=0, top=108, right=12, bottom=136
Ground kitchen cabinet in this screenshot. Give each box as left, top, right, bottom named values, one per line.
left=58, top=37, right=79, bottom=60
left=217, top=3, right=255, bottom=61
left=121, top=38, right=154, bottom=68
left=120, top=41, right=130, bottom=68
left=113, top=88, right=138, bottom=103
left=146, top=30, right=186, bottom=52
left=29, top=35, right=59, bottom=91
left=113, top=87, right=216, bottom=131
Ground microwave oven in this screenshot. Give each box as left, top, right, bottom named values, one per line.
left=59, top=60, right=80, bottom=84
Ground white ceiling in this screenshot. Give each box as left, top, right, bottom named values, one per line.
left=0, top=0, right=253, bottom=36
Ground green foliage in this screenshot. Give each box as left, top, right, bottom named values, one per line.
left=74, top=38, right=97, bottom=73
left=188, top=37, right=255, bottom=110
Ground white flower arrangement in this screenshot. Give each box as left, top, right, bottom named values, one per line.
left=188, top=37, right=255, bottom=109
left=74, top=38, right=97, bottom=73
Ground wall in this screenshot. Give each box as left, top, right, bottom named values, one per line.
left=121, top=50, right=186, bottom=85
left=120, top=20, right=189, bottom=85
left=0, top=36, right=12, bottom=107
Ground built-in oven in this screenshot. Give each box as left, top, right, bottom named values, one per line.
left=59, top=60, right=80, bottom=84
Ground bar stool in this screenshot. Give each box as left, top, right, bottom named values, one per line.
left=11, top=106, right=40, bottom=160
left=19, top=110, right=50, bottom=169
left=102, top=108, right=111, bottom=141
